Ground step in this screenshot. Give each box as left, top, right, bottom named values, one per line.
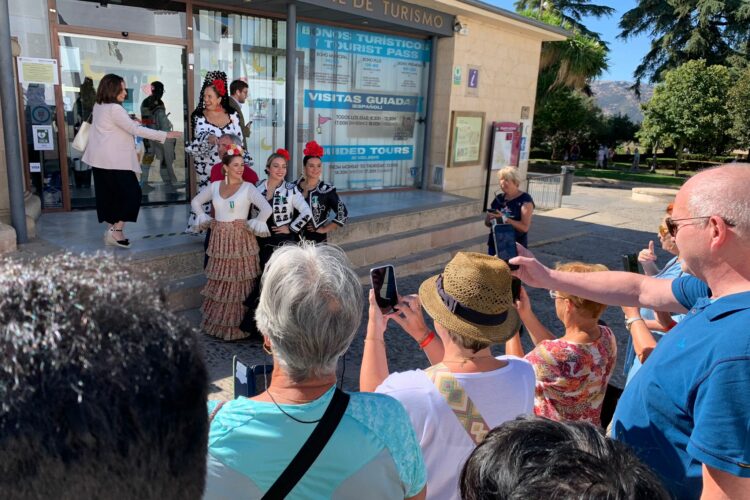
left=328, top=198, right=483, bottom=246
left=131, top=239, right=205, bottom=280
left=165, top=273, right=206, bottom=312
left=354, top=234, right=488, bottom=284
left=341, top=215, right=487, bottom=268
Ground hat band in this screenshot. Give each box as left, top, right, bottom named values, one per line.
left=436, top=275, right=508, bottom=326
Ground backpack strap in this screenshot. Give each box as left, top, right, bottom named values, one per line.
left=424, top=363, right=491, bottom=445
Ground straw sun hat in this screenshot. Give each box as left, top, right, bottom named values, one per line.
left=418, top=252, right=520, bottom=344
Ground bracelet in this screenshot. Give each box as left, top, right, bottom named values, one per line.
left=364, top=337, right=385, bottom=346
left=625, top=317, right=644, bottom=331
left=419, top=331, right=436, bottom=349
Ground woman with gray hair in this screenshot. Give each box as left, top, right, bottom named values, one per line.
left=485, top=166, right=535, bottom=252
left=204, top=243, right=427, bottom=500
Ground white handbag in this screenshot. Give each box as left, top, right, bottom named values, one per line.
left=72, top=121, right=91, bottom=152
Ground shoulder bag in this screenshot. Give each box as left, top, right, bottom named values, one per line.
left=425, top=363, right=491, bottom=445
left=208, top=388, right=350, bottom=499
left=72, top=114, right=92, bottom=153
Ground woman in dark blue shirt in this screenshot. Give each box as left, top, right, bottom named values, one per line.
left=486, top=166, right=535, bottom=254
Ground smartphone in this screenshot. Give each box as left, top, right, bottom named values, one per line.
left=493, top=223, right=519, bottom=270
left=511, top=277, right=522, bottom=302
left=370, top=265, right=399, bottom=314
left=233, top=356, right=273, bottom=398
left=621, top=254, right=639, bottom=274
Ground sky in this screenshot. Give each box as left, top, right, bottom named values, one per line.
left=486, top=0, right=652, bottom=82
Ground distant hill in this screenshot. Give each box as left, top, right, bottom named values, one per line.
left=590, top=80, right=654, bottom=123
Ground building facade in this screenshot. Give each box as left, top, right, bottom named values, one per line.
left=1, top=0, right=565, bottom=225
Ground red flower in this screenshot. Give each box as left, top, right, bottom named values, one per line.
left=275, top=148, right=290, bottom=162
left=211, top=79, right=226, bottom=97
left=303, top=141, right=324, bottom=158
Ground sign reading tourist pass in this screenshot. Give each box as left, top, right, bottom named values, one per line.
left=298, top=23, right=430, bottom=190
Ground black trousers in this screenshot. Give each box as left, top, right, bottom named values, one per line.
left=92, top=167, right=141, bottom=224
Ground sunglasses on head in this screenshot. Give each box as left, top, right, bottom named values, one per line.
left=664, top=216, right=735, bottom=238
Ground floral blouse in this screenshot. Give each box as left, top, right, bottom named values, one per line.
left=524, top=325, right=617, bottom=426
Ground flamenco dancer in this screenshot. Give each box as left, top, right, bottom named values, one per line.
left=190, top=144, right=271, bottom=340
left=295, top=141, right=348, bottom=243
left=185, top=71, right=252, bottom=229
left=239, top=149, right=312, bottom=335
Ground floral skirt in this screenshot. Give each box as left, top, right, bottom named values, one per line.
left=201, top=219, right=260, bottom=340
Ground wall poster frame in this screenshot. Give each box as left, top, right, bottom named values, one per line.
left=448, top=110, right=485, bottom=167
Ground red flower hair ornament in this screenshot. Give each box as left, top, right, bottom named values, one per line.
left=275, top=148, right=290, bottom=162
left=211, top=79, right=226, bottom=97
left=303, top=141, right=325, bottom=158
left=224, top=145, right=244, bottom=157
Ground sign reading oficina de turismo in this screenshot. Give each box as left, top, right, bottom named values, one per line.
left=298, top=22, right=430, bottom=190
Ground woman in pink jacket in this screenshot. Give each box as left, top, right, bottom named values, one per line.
left=83, top=74, right=181, bottom=247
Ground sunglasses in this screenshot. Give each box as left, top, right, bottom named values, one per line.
left=664, top=216, right=735, bottom=238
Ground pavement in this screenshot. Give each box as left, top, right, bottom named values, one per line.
left=182, top=183, right=677, bottom=400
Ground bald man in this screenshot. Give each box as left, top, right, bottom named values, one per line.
left=510, top=165, right=750, bottom=499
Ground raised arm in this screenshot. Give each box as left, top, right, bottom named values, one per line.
left=506, top=201, right=533, bottom=234
left=111, top=105, right=168, bottom=143
left=510, top=245, right=687, bottom=313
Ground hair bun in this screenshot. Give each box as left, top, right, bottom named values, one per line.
left=303, top=141, right=324, bottom=158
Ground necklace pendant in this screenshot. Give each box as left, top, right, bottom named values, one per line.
left=229, top=200, right=235, bottom=212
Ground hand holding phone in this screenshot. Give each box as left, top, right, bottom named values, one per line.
left=493, top=223, right=519, bottom=270
left=370, top=265, right=399, bottom=314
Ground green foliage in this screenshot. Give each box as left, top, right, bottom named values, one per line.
left=619, top=0, right=750, bottom=90
left=515, top=0, right=615, bottom=40
left=532, top=91, right=639, bottom=158
left=727, top=66, right=750, bottom=149
left=637, top=60, right=733, bottom=174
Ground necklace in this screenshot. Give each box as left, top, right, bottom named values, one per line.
left=264, top=386, right=335, bottom=424
left=441, top=354, right=496, bottom=367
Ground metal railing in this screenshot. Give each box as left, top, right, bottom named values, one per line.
left=524, top=172, right=565, bottom=209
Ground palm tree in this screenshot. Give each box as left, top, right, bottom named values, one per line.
left=515, top=0, right=615, bottom=40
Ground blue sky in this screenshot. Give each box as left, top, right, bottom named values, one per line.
left=487, top=0, right=652, bottom=82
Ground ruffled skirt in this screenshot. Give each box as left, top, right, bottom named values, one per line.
left=201, top=219, right=260, bottom=340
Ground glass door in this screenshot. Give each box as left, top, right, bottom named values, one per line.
left=57, top=33, right=188, bottom=208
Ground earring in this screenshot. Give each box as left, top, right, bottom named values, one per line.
left=263, top=342, right=272, bottom=356
left=224, top=170, right=228, bottom=185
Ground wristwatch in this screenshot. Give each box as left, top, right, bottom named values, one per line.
left=625, top=317, right=644, bottom=331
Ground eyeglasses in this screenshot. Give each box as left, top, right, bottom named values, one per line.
left=665, top=216, right=735, bottom=237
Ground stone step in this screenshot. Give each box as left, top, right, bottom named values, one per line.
left=165, top=273, right=206, bottom=312
left=132, top=239, right=205, bottom=280
left=328, top=198, right=483, bottom=246
left=341, top=215, right=487, bottom=268
left=354, top=234, right=487, bottom=284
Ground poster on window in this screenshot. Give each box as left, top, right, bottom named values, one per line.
left=297, top=23, right=430, bottom=190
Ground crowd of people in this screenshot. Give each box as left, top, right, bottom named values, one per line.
left=14, top=65, right=750, bottom=498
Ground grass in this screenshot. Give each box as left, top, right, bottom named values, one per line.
left=528, top=159, right=691, bottom=187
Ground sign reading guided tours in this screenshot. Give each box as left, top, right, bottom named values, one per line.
left=298, top=23, right=431, bottom=190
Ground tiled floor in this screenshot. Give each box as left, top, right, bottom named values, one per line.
left=35, top=189, right=473, bottom=256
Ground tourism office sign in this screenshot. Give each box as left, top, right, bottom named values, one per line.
left=298, top=0, right=455, bottom=37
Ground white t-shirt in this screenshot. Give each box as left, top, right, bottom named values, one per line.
left=375, top=356, right=535, bottom=500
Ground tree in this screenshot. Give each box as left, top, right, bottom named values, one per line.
left=514, top=0, right=615, bottom=40
left=637, top=60, right=733, bottom=175
left=532, top=87, right=603, bottom=159
left=727, top=67, right=750, bottom=149
left=619, top=0, right=750, bottom=91
left=599, top=114, right=639, bottom=147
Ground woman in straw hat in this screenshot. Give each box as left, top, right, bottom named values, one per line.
left=360, top=252, right=536, bottom=500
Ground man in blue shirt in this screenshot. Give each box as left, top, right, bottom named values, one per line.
left=509, top=164, right=750, bottom=499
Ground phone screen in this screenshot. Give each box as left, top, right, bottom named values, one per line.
left=622, top=254, right=640, bottom=273
left=493, top=223, right=519, bottom=270
left=370, top=265, right=399, bottom=313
